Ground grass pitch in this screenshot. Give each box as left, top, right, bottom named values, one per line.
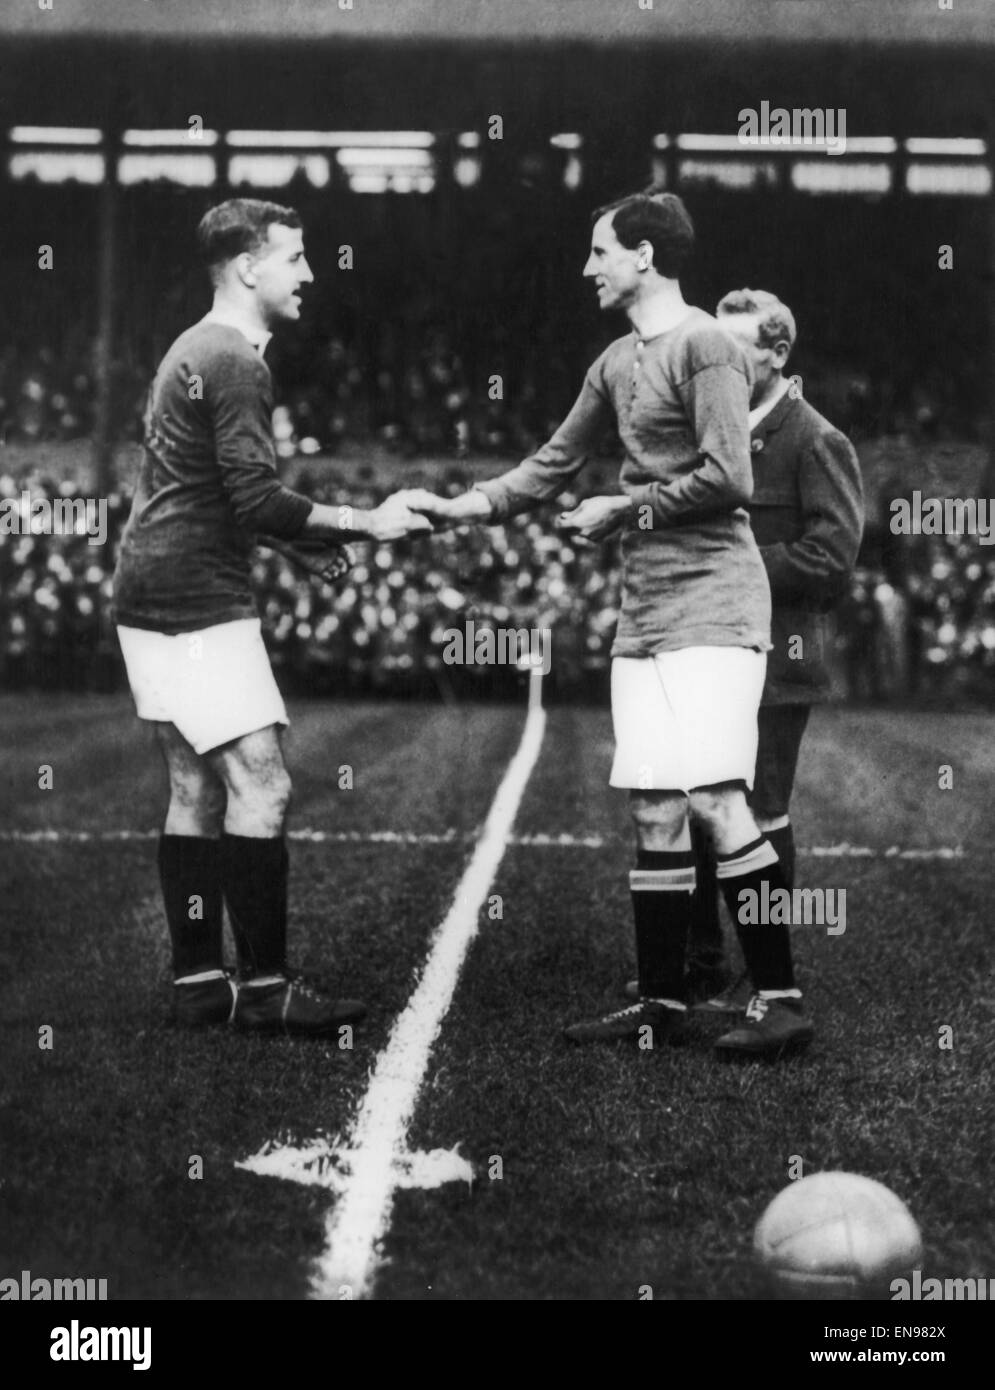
left=0, top=695, right=992, bottom=1302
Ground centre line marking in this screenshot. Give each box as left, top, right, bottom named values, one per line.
left=310, top=669, right=547, bottom=1300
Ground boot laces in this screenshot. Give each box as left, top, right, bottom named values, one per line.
left=745, top=994, right=769, bottom=1023
left=285, top=972, right=326, bottom=1003
left=606, top=1002, right=653, bottom=1022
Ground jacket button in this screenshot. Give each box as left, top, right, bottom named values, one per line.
left=751, top=439, right=765, bottom=452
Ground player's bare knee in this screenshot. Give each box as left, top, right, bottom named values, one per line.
left=266, top=767, right=293, bottom=820
left=628, top=790, right=687, bottom=840
left=169, top=786, right=224, bottom=837
left=240, top=765, right=292, bottom=824
left=689, top=781, right=747, bottom=815
left=690, top=783, right=759, bottom=853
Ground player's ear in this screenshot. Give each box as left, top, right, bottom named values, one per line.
left=636, top=240, right=653, bottom=272
left=235, top=252, right=258, bottom=288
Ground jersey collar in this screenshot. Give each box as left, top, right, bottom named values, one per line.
left=202, top=311, right=272, bottom=358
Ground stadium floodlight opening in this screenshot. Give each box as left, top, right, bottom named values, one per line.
left=679, top=159, right=778, bottom=191
left=116, top=154, right=216, bottom=187
left=228, top=154, right=331, bottom=189
left=676, top=134, right=745, bottom=152
left=453, top=155, right=482, bottom=189
left=790, top=161, right=892, bottom=195
left=906, top=163, right=992, bottom=197
left=336, top=146, right=435, bottom=193
left=839, top=137, right=898, bottom=155
left=123, top=129, right=220, bottom=147
left=458, top=132, right=481, bottom=149
left=9, top=152, right=105, bottom=184
left=652, top=135, right=672, bottom=150
left=349, top=174, right=389, bottom=194
left=227, top=131, right=435, bottom=149
left=550, top=134, right=583, bottom=150
left=10, top=127, right=103, bottom=145
left=336, top=148, right=434, bottom=168
left=905, top=137, right=987, bottom=157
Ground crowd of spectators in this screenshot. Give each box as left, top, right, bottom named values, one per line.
left=2, top=466, right=994, bottom=703
left=0, top=331, right=575, bottom=460
left=1, top=331, right=981, bottom=459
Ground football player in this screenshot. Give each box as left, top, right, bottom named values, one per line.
left=112, top=198, right=429, bottom=1035
left=666, top=289, right=864, bottom=1018
left=406, top=193, right=811, bottom=1055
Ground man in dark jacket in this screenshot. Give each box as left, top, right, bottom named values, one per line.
left=687, top=288, right=864, bottom=1017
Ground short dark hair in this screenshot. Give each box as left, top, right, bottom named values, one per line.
left=196, top=198, right=302, bottom=280
left=716, top=288, right=797, bottom=353
left=592, top=191, right=694, bottom=278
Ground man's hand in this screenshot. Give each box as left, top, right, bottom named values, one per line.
left=257, top=534, right=354, bottom=583
left=403, top=487, right=493, bottom=529
left=556, top=495, right=632, bottom=544
left=365, top=492, right=435, bottom=542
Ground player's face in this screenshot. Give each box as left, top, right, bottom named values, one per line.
left=718, top=313, right=785, bottom=404
left=583, top=213, right=643, bottom=311
left=250, top=223, right=314, bottom=326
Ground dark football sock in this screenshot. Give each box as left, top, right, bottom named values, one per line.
left=158, top=834, right=224, bottom=980
left=715, top=837, right=796, bottom=992
left=220, top=834, right=288, bottom=979
left=686, top=821, right=724, bottom=979
left=631, top=848, right=697, bottom=1002
left=764, top=822, right=796, bottom=891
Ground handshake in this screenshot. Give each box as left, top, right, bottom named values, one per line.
left=275, top=488, right=635, bottom=583
left=364, top=488, right=634, bottom=544
left=362, top=487, right=494, bottom=541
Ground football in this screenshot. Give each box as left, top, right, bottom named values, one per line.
left=754, top=1171, right=923, bottom=1299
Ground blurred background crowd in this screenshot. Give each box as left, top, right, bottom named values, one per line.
left=1, top=168, right=993, bottom=705
left=0, top=329, right=982, bottom=459
left=2, top=461, right=994, bottom=704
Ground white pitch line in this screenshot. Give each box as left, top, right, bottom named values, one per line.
left=0, top=829, right=967, bottom=859
left=309, top=669, right=547, bottom=1301
left=0, top=828, right=462, bottom=845
left=0, top=827, right=599, bottom=848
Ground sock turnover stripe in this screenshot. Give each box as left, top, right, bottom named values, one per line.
left=714, top=840, right=779, bottom=878
left=629, top=867, right=697, bottom=891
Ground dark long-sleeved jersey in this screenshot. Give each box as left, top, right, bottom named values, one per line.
left=113, top=320, right=313, bottom=633
left=477, top=308, right=771, bottom=657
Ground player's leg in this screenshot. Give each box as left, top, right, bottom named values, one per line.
left=564, top=788, right=695, bottom=1043
left=689, top=781, right=812, bottom=1054
left=623, top=813, right=724, bottom=1004
left=206, top=724, right=292, bottom=979
left=206, top=724, right=366, bottom=1035
left=628, top=788, right=698, bottom=1012
left=691, top=703, right=810, bottom=1019
left=689, top=711, right=806, bottom=1017
left=692, top=705, right=811, bottom=1014
left=652, top=645, right=810, bottom=1053
left=133, top=617, right=363, bottom=1036
left=115, top=623, right=234, bottom=1026
left=564, top=654, right=695, bottom=1044
left=154, top=720, right=236, bottom=1027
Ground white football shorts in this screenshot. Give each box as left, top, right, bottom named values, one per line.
left=609, top=646, right=766, bottom=792
left=116, top=618, right=288, bottom=755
